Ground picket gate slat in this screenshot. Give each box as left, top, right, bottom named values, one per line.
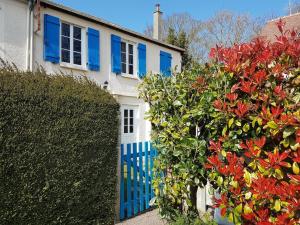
left=145, top=142, right=150, bottom=209
left=139, top=142, right=144, bottom=212
left=150, top=143, right=154, bottom=200
left=133, top=143, right=138, bottom=215
left=120, top=144, right=125, bottom=220
left=126, top=144, right=132, bottom=217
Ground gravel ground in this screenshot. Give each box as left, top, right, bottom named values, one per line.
left=116, top=209, right=167, bottom=225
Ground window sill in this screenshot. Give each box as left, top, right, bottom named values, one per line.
left=120, top=73, right=139, bottom=80
left=60, top=63, right=88, bottom=72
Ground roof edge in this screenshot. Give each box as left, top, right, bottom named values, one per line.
left=40, top=0, right=185, bottom=53
left=267, top=12, right=300, bottom=23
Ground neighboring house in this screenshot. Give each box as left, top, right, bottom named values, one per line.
left=0, top=0, right=184, bottom=145
left=261, top=12, right=300, bottom=41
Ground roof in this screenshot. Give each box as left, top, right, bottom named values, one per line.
left=40, top=0, right=185, bottom=53
left=260, top=13, right=300, bottom=42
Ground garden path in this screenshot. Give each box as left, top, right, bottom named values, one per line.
left=116, top=209, right=166, bottom=225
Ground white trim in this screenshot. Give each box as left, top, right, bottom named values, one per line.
left=120, top=39, right=138, bottom=78
left=120, top=104, right=139, bottom=144
left=59, top=21, right=87, bottom=70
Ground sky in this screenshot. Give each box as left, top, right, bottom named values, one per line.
left=52, top=0, right=292, bottom=33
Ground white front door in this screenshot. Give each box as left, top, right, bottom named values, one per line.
left=121, top=105, right=139, bottom=144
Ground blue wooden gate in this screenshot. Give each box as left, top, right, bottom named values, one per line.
left=120, top=141, right=157, bottom=220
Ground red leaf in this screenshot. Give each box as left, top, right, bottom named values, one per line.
left=254, top=136, right=266, bottom=148
left=220, top=207, right=226, bottom=217
left=276, top=18, right=286, bottom=34
left=253, top=70, right=267, bottom=85
left=234, top=101, right=249, bottom=118
left=240, top=80, right=257, bottom=94
left=226, top=93, right=238, bottom=102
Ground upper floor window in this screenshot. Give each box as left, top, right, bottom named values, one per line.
left=61, top=23, right=83, bottom=66
left=121, top=41, right=134, bottom=75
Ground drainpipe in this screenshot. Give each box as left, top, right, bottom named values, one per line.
left=27, top=0, right=34, bottom=71
left=26, top=0, right=31, bottom=70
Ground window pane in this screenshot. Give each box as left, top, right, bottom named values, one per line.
left=129, top=55, right=133, bottom=64
left=61, top=36, right=70, bottom=50
left=129, top=126, right=133, bottom=133
left=124, top=118, right=128, bottom=126
left=121, top=42, right=126, bottom=52
left=61, top=49, right=70, bottom=63
left=129, top=44, right=133, bottom=54
left=62, top=23, right=70, bottom=37
left=130, top=110, right=133, bottom=117
left=122, top=63, right=126, bottom=73
left=73, top=52, right=82, bottom=65
left=124, top=109, right=128, bottom=117
left=73, top=26, right=81, bottom=40
left=121, top=53, right=126, bottom=63
left=129, top=65, right=133, bottom=75
left=124, top=125, right=128, bottom=134
left=73, top=40, right=81, bottom=52
left=130, top=118, right=133, bottom=126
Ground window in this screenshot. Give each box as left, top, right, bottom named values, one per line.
left=61, top=23, right=83, bottom=66
left=121, top=41, right=134, bottom=75
left=123, top=109, right=134, bottom=134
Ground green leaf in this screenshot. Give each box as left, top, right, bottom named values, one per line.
left=293, top=162, right=299, bottom=175
left=244, top=204, right=253, bottom=214
left=267, top=121, right=278, bottom=129
left=217, top=176, right=223, bottom=186
left=228, top=118, right=234, bottom=128
left=235, top=203, right=243, bottom=214
left=283, top=127, right=295, bottom=138
left=222, top=126, right=227, bottom=136
left=274, top=199, right=281, bottom=212
left=243, top=123, right=250, bottom=132
left=236, top=120, right=241, bottom=127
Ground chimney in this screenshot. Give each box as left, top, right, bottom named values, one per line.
left=153, top=4, right=162, bottom=40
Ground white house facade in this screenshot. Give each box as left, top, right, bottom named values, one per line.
left=0, top=0, right=183, bottom=145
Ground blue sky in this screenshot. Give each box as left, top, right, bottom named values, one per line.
left=52, top=0, right=291, bottom=33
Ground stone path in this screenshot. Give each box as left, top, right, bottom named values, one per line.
left=116, top=209, right=167, bottom=225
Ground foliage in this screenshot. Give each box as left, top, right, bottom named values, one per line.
left=0, top=61, right=119, bottom=225
left=165, top=28, right=194, bottom=69
left=200, top=21, right=300, bottom=224
left=170, top=211, right=217, bottom=225
left=139, top=68, right=215, bottom=219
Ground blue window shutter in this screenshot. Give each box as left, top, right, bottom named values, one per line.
left=160, top=51, right=172, bottom=77
left=44, top=14, right=60, bottom=63
left=88, top=28, right=100, bottom=71
left=111, top=34, right=121, bottom=74
left=166, top=52, right=172, bottom=76
left=138, top=43, right=146, bottom=78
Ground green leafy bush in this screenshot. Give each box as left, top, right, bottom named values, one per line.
left=0, top=62, right=119, bottom=225
left=139, top=68, right=217, bottom=219
left=170, top=211, right=217, bottom=225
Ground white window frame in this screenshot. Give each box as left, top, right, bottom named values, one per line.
left=120, top=39, right=137, bottom=78
left=60, top=21, right=86, bottom=70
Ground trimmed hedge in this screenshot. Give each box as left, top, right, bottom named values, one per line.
left=0, top=63, right=119, bottom=225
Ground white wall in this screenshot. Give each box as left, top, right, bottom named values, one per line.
left=33, top=6, right=182, bottom=97
left=1, top=0, right=182, bottom=144
left=0, top=0, right=28, bottom=70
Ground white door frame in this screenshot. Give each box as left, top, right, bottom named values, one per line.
left=120, top=104, right=139, bottom=144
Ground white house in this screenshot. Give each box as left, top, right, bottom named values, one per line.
left=0, top=0, right=183, bottom=145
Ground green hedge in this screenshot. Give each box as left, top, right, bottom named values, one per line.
left=0, top=63, right=119, bottom=225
